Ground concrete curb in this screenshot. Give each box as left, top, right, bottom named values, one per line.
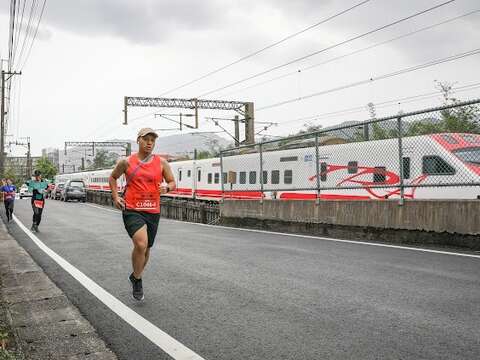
left=0, top=220, right=118, bottom=360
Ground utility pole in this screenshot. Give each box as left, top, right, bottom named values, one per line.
left=234, top=115, right=240, bottom=147
left=22, top=137, right=31, bottom=179
left=1, top=69, right=21, bottom=176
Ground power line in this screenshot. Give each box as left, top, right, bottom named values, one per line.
left=276, top=81, right=480, bottom=127
left=197, top=0, right=456, bottom=98
left=157, top=0, right=372, bottom=97
left=11, top=0, right=27, bottom=68
left=219, top=9, right=480, bottom=98
left=16, top=0, right=38, bottom=69
left=257, top=48, right=480, bottom=111
left=8, top=0, right=17, bottom=71
left=20, top=0, right=47, bottom=70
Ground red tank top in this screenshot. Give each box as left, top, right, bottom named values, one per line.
left=124, top=153, right=163, bottom=214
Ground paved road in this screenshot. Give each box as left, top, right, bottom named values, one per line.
left=8, top=198, right=480, bottom=360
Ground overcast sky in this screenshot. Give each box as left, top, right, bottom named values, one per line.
left=1, top=0, right=479, bottom=156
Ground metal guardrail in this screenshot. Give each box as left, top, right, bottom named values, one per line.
left=86, top=191, right=220, bottom=224
left=220, top=99, right=480, bottom=201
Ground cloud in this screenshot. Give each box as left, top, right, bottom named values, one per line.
left=0, top=0, right=225, bottom=45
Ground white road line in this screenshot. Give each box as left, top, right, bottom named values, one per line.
left=83, top=202, right=480, bottom=259
left=12, top=214, right=205, bottom=360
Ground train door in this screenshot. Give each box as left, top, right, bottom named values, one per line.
left=194, top=165, right=202, bottom=198
left=177, top=167, right=183, bottom=190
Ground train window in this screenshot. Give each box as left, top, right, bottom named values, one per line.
left=402, top=157, right=411, bottom=179
left=187, top=170, right=191, bottom=177
left=373, top=167, right=386, bottom=183
left=214, top=173, right=220, bottom=184
left=461, top=134, right=480, bottom=144
left=178, top=170, right=182, bottom=182
left=453, top=147, right=480, bottom=165
left=249, top=171, right=256, bottom=184
left=240, top=171, right=247, bottom=184
left=284, top=170, right=293, bottom=184
left=208, top=173, right=212, bottom=184
left=280, top=156, right=298, bottom=162
left=422, top=156, right=455, bottom=175
left=198, top=170, right=201, bottom=182
left=271, top=170, right=280, bottom=184
left=228, top=171, right=237, bottom=184
left=262, top=171, right=268, bottom=185
left=440, top=134, right=458, bottom=144
left=348, top=161, right=358, bottom=174
left=320, top=162, right=327, bottom=182
left=222, top=172, right=228, bottom=184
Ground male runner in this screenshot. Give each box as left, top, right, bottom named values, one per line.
left=109, top=128, right=176, bottom=301
left=26, top=170, right=49, bottom=232
left=1, top=178, right=16, bottom=222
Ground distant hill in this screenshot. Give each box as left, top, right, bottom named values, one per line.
left=108, top=133, right=231, bottom=156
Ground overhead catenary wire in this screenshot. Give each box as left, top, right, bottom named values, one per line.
left=196, top=0, right=456, bottom=98
left=257, top=47, right=480, bottom=112
left=275, top=81, right=480, bottom=128
left=158, top=0, right=372, bottom=97
left=218, top=9, right=480, bottom=98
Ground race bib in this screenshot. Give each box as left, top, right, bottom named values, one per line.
left=33, top=200, right=44, bottom=209
left=134, top=192, right=158, bottom=211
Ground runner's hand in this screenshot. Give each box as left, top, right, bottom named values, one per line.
left=159, top=184, right=169, bottom=195
left=113, top=196, right=125, bottom=210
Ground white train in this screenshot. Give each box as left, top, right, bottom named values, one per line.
left=55, top=133, right=480, bottom=201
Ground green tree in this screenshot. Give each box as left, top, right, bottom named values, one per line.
left=406, top=81, right=480, bottom=136
left=196, top=150, right=212, bottom=159
left=3, top=166, right=23, bottom=189
left=35, top=157, right=57, bottom=180
left=90, top=149, right=117, bottom=169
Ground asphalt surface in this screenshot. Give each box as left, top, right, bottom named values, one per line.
left=7, top=198, right=480, bottom=360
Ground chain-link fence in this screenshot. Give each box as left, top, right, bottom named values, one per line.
left=220, top=99, right=480, bottom=201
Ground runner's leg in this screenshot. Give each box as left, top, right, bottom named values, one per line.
left=143, top=248, right=150, bottom=269
left=31, top=203, right=36, bottom=225
left=131, top=225, right=148, bottom=279
left=7, top=201, right=13, bottom=221
left=36, top=207, right=43, bottom=226
left=4, top=202, right=9, bottom=221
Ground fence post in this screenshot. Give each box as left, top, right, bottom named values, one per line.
left=220, top=150, right=224, bottom=203
left=315, top=133, right=321, bottom=205
left=259, top=143, right=264, bottom=204
left=397, top=116, right=405, bottom=205
left=200, top=203, right=207, bottom=224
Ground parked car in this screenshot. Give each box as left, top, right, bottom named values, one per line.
left=52, top=183, right=65, bottom=200
left=19, top=184, right=32, bottom=199
left=61, top=179, right=86, bottom=202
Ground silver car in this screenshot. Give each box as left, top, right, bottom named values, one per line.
left=61, top=179, right=86, bottom=202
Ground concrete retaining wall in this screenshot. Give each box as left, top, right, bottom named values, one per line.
left=220, top=200, right=480, bottom=249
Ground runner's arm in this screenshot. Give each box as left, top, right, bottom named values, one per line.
left=109, top=159, right=127, bottom=209
left=161, top=159, right=176, bottom=193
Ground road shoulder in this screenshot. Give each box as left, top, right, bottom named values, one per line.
left=0, top=219, right=117, bottom=360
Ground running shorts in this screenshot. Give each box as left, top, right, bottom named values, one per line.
left=122, top=210, right=160, bottom=248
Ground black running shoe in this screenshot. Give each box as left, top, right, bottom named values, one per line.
left=129, top=273, right=144, bottom=301
left=30, top=224, right=35, bottom=231
left=34, top=225, right=39, bottom=233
